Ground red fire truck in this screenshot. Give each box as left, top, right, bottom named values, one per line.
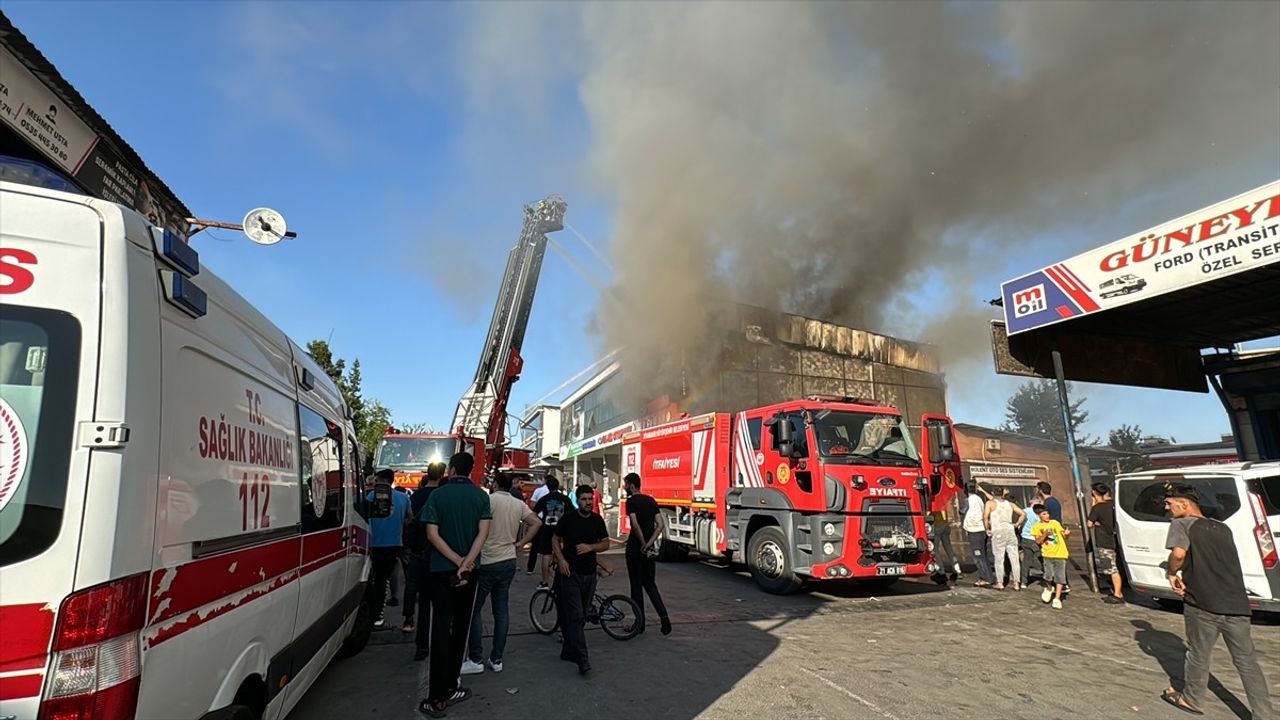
left=620, top=396, right=961, bottom=594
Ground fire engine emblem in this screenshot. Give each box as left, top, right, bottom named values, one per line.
left=311, top=471, right=327, bottom=518
left=754, top=451, right=764, bottom=466
left=0, top=398, right=30, bottom=514
left=944, top=467, right=957, bottom=489
left=776, top=463, right=790, bottom=485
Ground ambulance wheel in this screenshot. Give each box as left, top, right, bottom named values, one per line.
left=335, top=592, right=374, bottom=660
left=747, top=526, right=802, bottom=595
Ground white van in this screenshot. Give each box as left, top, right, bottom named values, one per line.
left=0, top=168, right=373, bottom=719
left=1114, top=462, right=1280, bottom=612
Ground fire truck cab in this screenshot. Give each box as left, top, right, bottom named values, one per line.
left=622, top=397, right=960, bottom=594
left=372, top=430, right=484, bottom=490
left=0, top=174, right=373, bottom=719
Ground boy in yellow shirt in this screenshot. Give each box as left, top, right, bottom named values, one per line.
left=1031, top=504, right=1071, bottom=609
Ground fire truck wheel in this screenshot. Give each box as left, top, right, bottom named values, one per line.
left=335, top=591, right=374, bottom=660
left=747, top=526, right=802, bottom=595
left=655, top=532, right=689, bottom=562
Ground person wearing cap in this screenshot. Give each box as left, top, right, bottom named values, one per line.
left=1159, top=484, right=1273, bottom=718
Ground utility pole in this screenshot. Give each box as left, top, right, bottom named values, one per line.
left=1052, top=350, right=1099, bottom=593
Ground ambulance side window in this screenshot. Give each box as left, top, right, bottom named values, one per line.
left=299, top=405, right=345, bottom=533
left=746, top=418, right=762, bottom=452
left=348, top=432, right=369, bottom=520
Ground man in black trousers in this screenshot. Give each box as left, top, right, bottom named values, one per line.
left=623, top=473, right=671, bottom=635
left=418, top=453, right=491, bottom=718
left=552, top=484, right=611, bottom=676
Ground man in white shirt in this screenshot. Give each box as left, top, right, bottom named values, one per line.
left=961, top=483, right=994, bottom=587
left=462, top=475, right=542, bottom=675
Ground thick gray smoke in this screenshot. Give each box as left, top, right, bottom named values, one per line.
left=462, top=2, right=1280, bottom=407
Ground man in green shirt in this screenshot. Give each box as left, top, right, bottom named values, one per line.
left=418, top=452, right=491, bottom=718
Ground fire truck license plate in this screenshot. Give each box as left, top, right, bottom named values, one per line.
left=875, top=564, right=906, bottom=576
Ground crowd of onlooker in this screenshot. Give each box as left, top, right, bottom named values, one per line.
left=930, top=479, right=1078, bottom=606
left=362, top=460, right=673, bottom=718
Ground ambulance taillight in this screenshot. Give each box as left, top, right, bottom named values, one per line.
left=38, top=573, right=148, bottom=720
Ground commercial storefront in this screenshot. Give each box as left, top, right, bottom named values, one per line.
left=519, top=304, right=957, bottom=536
left=954, top=424, right=1096, bottom=526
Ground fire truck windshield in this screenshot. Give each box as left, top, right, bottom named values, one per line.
left=374, top=437, right=456, bottom=469
left=812, top=411, right=920, bottom=466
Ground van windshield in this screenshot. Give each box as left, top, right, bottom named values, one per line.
left=0, top=308, right=81, bottom=566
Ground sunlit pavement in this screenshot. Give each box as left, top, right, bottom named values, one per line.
left=291, top=549, right=1279, bottom=720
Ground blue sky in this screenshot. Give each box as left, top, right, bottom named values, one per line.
left=6, top=1, right=1273, bottom=445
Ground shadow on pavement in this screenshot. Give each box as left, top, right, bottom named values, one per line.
left=293, top=550, right=1008, bottom=719
left=437, top=555, right=789, bottom=720
left=1130, top=619, right=1251, bottom=720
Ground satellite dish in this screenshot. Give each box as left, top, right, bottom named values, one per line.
left=242, top=207, right=288, bottom=245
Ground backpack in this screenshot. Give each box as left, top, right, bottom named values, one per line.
left=370, top=481, right=394, bottom=519
left=543, top=494, right=568, bottom=526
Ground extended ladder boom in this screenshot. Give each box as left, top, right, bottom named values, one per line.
left=452, top=195, right=567, bottom=470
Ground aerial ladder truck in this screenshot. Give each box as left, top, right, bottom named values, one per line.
left=374, top=195, right=567, bottom=486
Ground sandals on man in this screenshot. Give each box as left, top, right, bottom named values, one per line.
left=1160, top=688, right=1204, bottom=715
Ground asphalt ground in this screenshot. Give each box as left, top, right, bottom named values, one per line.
left=290, top=549, right=1279, bottom=720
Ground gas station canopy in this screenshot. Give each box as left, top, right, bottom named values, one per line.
left=996, top=181, right=1280, bottom=392
left=994, top=180, right=1280, bottom=460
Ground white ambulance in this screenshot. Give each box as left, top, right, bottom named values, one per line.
left=0, top=163, right=374, bottom=719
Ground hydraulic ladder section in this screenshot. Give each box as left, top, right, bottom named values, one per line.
left=451, top=194, right=567, bottom=471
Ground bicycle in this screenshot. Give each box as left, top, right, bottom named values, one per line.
left=528, top=573, right=642, bottom=641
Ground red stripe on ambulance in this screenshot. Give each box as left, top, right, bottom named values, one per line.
left=0, top=602, right=55, bottom=672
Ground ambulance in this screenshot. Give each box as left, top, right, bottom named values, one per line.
left=0, top=162, right=374, bottom=719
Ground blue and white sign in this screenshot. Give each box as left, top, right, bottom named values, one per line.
left=1003, top=180, right=1280, bottom=335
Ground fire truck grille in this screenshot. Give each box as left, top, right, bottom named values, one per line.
left=860, top=498, right=913, bottom=540
left=863, top=514, right=913, bottom=540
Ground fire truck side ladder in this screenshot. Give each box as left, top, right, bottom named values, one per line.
left=451, top=195, right=567, bottom=470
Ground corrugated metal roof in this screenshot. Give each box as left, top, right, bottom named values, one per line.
left=0, top=12, right=191, bottom=220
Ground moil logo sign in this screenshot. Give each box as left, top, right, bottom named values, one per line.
left=1013, top=284, right=1047, bottom=318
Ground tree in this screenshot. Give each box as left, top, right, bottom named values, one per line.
left=396, top=422, right=437, bottom=434
left=306, top=340, right=384, bottom=469
left=1002, top=379, right=1092, bottom=444
left=1107, top=423, right=1151, bottom=474
left=361, top=400, right=392, bottom=472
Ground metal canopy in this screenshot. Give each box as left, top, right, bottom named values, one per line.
left=997, top=180, right=1280, bottom=392
left=1031, top=262, right=1280, bottom=349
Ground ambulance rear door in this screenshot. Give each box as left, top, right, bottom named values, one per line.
left=0, top=186, right=102, bottom=717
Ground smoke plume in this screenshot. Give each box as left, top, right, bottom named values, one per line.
left=463, top=2, right=1280, bottom=408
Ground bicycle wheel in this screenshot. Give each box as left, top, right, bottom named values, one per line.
left=529, top=587, right=559, bottom=635
left=598, top=594, right=642, bottom=641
